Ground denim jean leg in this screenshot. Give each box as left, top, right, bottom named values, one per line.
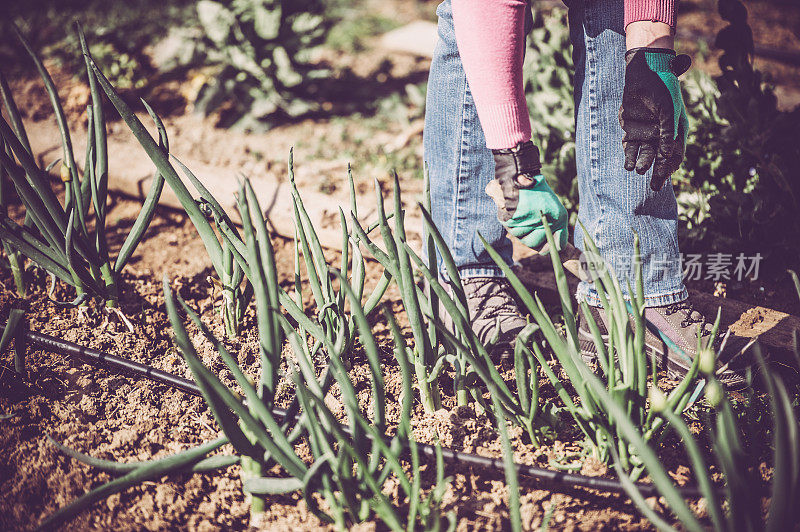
left=567, top=0, right=688, bottom=307
left=423, top=0, right=514, bottom=282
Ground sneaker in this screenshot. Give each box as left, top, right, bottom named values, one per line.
left=440, top=277, right=527, bottom=363
left=576, top=298, right=749, bottom=388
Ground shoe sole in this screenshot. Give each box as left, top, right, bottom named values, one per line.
left=578, top=333, right=746, bottom=389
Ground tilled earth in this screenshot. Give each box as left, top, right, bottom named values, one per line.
left=0, top=198, right=700, bottom=531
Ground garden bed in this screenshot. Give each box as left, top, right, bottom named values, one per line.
left=0, top=196, right=678, bottom=531
left=0, top=191, right=786, bottom=531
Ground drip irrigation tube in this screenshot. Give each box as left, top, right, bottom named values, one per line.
left=20, top=328, right=706, bottom=499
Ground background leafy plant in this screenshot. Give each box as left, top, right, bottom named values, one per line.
left=324, top=11, right=400, bottom=53
left=523, top=8, right=578, bottom=218
left=192, top=0, right=330, bottom=130
left=1, top=0, right=196, bottom=90
left=676, top=0, right=800, bottom=273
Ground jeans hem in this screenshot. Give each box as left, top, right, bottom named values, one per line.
left=576, top=282, right=688, bottom=308
left=457, top=266, right=506, bottom=279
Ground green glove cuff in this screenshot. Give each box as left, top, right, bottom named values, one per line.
left=502, top=174, right=568, bottom=250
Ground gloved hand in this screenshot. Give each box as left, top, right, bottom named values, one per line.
left=485, top=141, right=568, bottom=251
left=619, top=47, right=691, bottom=191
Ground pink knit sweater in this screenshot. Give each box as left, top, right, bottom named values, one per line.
left=452, top=0, right=676, bottom=149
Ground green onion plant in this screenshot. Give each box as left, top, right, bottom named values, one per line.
left=352, top=178, right=557, bottom=442
left=205, top=155, right=393, bottom=371
left=607, top=347, right=799, bottom=532
left=480, top=218, right=708, bottom=476
left=493, top=397, right=523, bottom=532
left=0, top=135, right=26, bottom=297
left=284, top=282, right=454, bottom=531
left=281, top=154, right=391, bottom=372
left=0, top=25, right=167, bottom=310
left=605, top=275, right=800, bottom=531
left=412, top=211, right=557, bottom=443
left=349, top=173, right=445, bottom=413
left=76, top=26, right=253, bottom=336
left=41, top=192, right=453, bottom=529
left=39, top=433, right=238, bottom=530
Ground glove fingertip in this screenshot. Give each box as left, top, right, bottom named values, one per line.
left=650, top=174, right=666, bottom=191
left=524, top=233, right=547, bottom=251
left=670, top=54, right=692, bottom=76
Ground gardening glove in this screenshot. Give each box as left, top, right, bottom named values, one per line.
left=485, top=141, right=568, bottom=251
left=620, top=47, right=691, bottom=191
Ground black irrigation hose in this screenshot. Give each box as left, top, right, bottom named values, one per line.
left=24, top=329, right=202, bottom=397
left=21, top=328, right=706, bottom=499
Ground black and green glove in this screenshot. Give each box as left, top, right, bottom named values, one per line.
left=486, top=141, right=568, bottom=250
left=619, top=47, right=691, bottom=191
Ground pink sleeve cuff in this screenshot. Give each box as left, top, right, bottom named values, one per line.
left=474, top=99, right=531, bottom=151
left=624, top=0, right=677, bottom=28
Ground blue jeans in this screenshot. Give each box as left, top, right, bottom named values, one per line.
left=423, top=0, right=688, bottom=307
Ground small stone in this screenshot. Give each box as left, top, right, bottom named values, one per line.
left=79, top=395, right=97, bottom=417
left=139, top=493, right=154, bottom=514
left=198, top=499, right=216, bottom=516
left=695, top=496, right=708, bottom=518
left=155, top=484, right=176, bottom=509
left=106, top=493, right=121, bottom=512
left=196, top=519, right=216, bottom=532
left=645, top=496, right=658, bottom=510
left=110, top=428, right=137, bottom=449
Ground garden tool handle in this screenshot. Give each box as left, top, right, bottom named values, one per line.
left=538, top=241, right=585, bottom=281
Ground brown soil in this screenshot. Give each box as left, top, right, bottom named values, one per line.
left=0, top=195, right=701, bottom=531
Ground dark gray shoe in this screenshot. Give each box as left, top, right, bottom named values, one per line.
left=577, top=299, right=749, bottom=388
left=441, top=277, right=527, bottom=362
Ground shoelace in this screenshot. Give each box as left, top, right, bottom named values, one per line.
left=463, top=278, right=520, bottom=317
left=664, top=301, right=711, bottom=337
